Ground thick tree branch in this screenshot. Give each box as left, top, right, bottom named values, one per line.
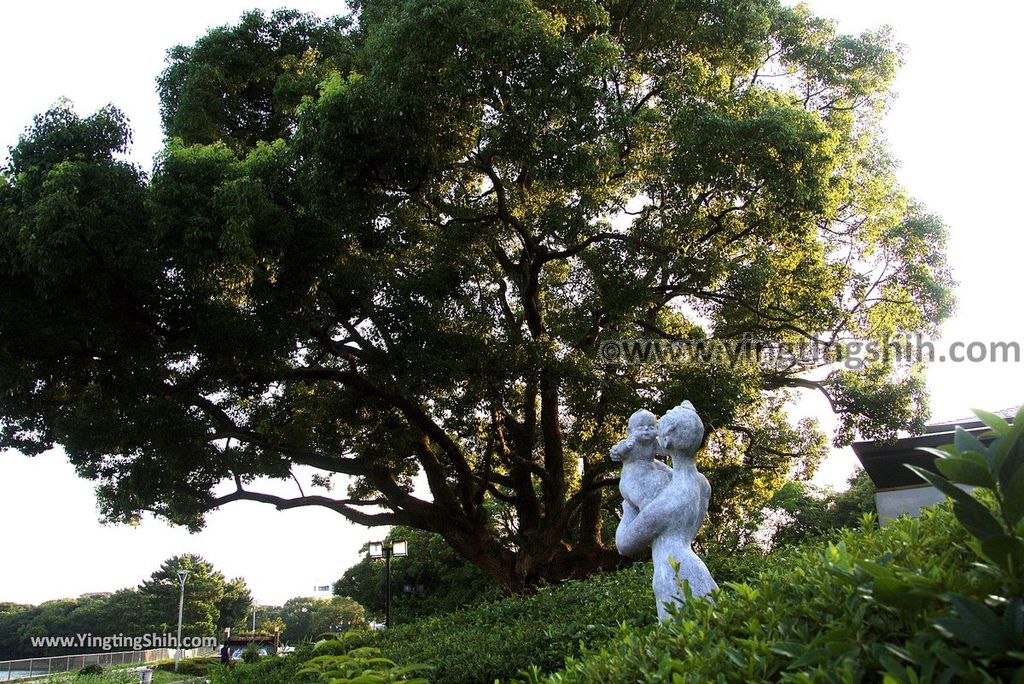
left=210, top=488, right=399, bottom=527
left=764, top=376, right=838, bottom=413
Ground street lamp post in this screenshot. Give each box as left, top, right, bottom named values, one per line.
left=368, top=540, right=408, bottom=628
left=174, top=569, right=189, bottom=673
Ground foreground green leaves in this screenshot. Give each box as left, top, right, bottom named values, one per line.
left=523, top=509, right=982, bottom=682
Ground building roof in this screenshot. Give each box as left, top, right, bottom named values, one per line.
left=851, top=406, right=1019, bottom=490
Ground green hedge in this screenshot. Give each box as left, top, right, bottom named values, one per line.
left=342, top=547, right=774, bottom=684
left=514, top=508, right=967, bottom=682
left=155, top=656, right=218, bottom=676
left=344, top=561, right=654, bottom=683
left=211, top=548, right=769, bottom=684
left=208, top=649, right=306, bottom=684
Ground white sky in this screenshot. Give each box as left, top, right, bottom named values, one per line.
left=1, top=0, right=1022, bottom=606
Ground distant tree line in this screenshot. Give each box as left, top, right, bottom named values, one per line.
left=248, top=596, right=366, bottom=643
left=0, top=554, right=366, bottom=660
left=0, top=554, right=249, bottom=660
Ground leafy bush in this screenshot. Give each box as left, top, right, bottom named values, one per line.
left=333, top=539, right=780, bottom=683
left=296, top=647, right=431, bottom=683
left=240, top=643, right=265, bottom=663
left=340, top=561, right=654, bottom=683
left=207, top=644, right=429, bottom=684
left=155, top=656, right=217, bottom=675
left=208, top=654, right=304, bottom=684
left=78, top=663, right=103, bottom=675
left=40, top=671, right=135, bottom=684
left=523, top=406, right=1024, bottom=683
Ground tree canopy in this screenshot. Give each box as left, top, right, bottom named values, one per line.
left=335, top=526, right=499, bottom=624
left=139, top=554, right=252, bottom=637
left=275, top=596, right=367, bottom=641
left=0, top=1, right=953, bottom=592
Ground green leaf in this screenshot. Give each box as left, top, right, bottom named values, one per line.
left=934, top=457, right=996, bottom=489
left=920, top=444, right=989, bottom=470
left=916, top=446, right=956, bottom=460
left=904, top=465, right=972, bottom=507
left=769, top=642, right=807, bottom=659
left=882, top=644, right=914, bottom=664
left=789, top=647, right=830, bottom=669
left=872, top=576, right=926, bottom=610
left=906, top=466, right=1003, bottom=539
left=953, top=427, right=987, bottom=457
left=998, top=435, right=1024, bottom=489
left=957, top=449, right=991, bottom=468
left=348, top=674, right=387, bottom=684
left=933, top=594, right=1008, bottom=652
left=952, top=501, right=1006, bottom=541
left=971, top=408, right=1010, bottom=437
left=1003, top=465, right=1024, bottom=525
left=980, top=535, right=1024, bottom=574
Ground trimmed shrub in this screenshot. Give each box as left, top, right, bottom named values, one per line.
left=296, top=646, right=431, bottom=683
left=343, top=541, right=796, bottom=682
left=207, top=644, right=429, bottom=684
left=208, top=653, right=304, bottom=684
left=155, top=656, right=217, bottom=676
left=342, top=561, right=655, bottom=683
left=42, top=671, right=135, bottom=684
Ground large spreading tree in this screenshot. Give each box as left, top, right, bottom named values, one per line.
left=0, top=1, right=953, bottom=592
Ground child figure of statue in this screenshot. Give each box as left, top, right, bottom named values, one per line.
left=611, top=409, right=672, bottom=520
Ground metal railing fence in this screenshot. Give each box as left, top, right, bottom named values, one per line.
left=0, top=647, right=216, bottom=681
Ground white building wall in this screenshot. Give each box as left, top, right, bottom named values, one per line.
left=875, top=484, right=972, bottom=524
left=876, top=485, right=946, bottom=524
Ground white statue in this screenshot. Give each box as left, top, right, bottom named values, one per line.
left=614, top=401, right=718, bottom=620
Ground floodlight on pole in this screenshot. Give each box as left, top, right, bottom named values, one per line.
left=174, top=569, right=189, bottom=673
left=367, top=540, right=408, bottom=628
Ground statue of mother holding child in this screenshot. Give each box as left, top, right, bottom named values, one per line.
left=611, top=401, right=718, bottom=621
